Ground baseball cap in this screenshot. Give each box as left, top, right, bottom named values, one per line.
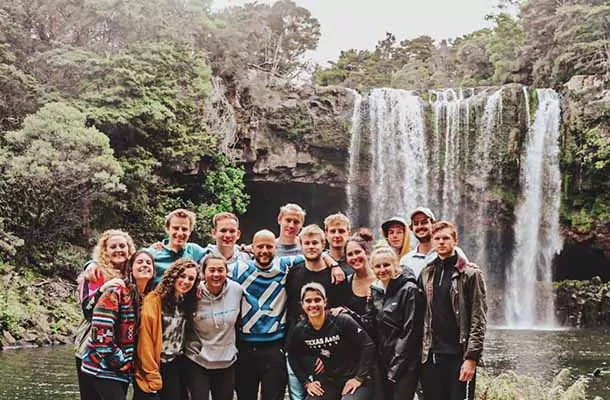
left=381, top=216, right=408, bottom=236
left=409, top=207, right=436, bottom=223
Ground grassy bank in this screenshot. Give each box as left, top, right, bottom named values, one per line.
left=0, top=263, right=80, bottom=349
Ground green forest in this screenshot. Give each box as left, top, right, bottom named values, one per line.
left=0, top=0, right=609, bottom=279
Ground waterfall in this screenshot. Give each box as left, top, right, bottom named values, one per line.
left=523, top=86, right=531, bottom=129
left=430, top=88, right=469, bottom=222
left=505, top=89, right=563, bottom=328
left=345, top=85, right=563, bottom=328
left=471, top=88, right=503, bottom=267
left=346, top=89, right=363, bottom=224
left=367, top=88, right=428, bottom=230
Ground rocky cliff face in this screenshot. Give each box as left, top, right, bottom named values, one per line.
left=561, top=75, right=610, bottom=270
left=230, top=77, right=354, bottom=188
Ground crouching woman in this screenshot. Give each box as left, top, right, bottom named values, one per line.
left=134, top=258, right=200, bottom=399
left=288, top=282, right=375, bottom=400
left=183, top=255, right=244, bottom=400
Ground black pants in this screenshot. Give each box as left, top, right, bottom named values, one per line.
left=421, top=354, right=476, bottom=400
left=76, top=357, right=101, bottom=400
left=236, top=340, right=287, bottom=400
left=91, top=377, right=129, bottom=400
left=378, top=365, right=420, bottom=400
left=132, top=356, right=185, bottom=400
left=184, top=357, right=235, bottom=400
left=305, top=379, right=372, bottom=400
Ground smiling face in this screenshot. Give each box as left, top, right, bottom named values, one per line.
left=174, top=266, right=198, bottom=297
left=345, top=241, right=368, bottom=272
left=325, top=221, right=350, bottom=252
left=411, top=213, right=433, bottom=243
left=212, top=218, right=241, bottom=251
left=131, top=252, right=154, bottom=282
left=301, top=290, right=327, bottom=320
left=371, top=252, right=398, bottom=286
left=252, top=232, right=276, bottom=268
left=278, top=211, right=304, bottom=241
left=106, top=235, right=130, bottom=267
left=165, top=215, right=192, bottom=251
left=300, top=234, right=324, bottom=262
left=204, top=258, right=227, bottom=294
left=386, top=223, right=405, bottom=251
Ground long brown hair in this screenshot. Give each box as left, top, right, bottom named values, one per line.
left=153, top=258, right=200, bottom=322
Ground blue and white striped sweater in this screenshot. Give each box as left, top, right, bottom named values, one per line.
left=230, top=255, right=304, bottom=342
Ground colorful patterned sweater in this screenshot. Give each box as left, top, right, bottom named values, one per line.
left=80, top=284, right=136, bottom=383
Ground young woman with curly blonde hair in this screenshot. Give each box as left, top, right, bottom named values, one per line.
left=134, top=258, right=200, bottom=400
left=75, top=229, right=136, bottom=400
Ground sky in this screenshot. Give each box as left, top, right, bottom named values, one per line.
left=212, top=0, right=499, bottom=64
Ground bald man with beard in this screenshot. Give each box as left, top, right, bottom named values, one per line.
left=230, top=230, right=345, bottom=400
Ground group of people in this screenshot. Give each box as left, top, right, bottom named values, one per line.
left=74, top=203, right=487, bottom=400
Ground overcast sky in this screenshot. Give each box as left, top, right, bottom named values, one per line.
left=212, top=0, right=498, bottom=64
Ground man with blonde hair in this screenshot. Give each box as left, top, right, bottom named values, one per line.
left=285, top=224, right=348, bottom=400
left=277, top=203, right=306, bottom=257
left=147, top=208, right=206, bottom=284
left=323, top=212, right=353, bottom=276
left=202, top=211, right=250, bottom=270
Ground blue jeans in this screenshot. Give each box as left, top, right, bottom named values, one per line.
left=287, top=358, right=306, bottom=400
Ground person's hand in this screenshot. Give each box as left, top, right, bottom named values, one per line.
left=341, top=378, right=362, bottom=395
left=329, top=264, right=346, bottom=284
left=329, top=307, right=346, bottom=316
left=240, top=243, right=253, bottom=254
left=459, top=359, right=477, bottom=382
left=314, top=357, right=325, bottom=375
left=83, top=263, right=102, bottom=282
left=305, top=380, right=324, bottom=397
left=100, top=277, right=125, bottom=292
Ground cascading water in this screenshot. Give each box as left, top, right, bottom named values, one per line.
left=522, top=86, right=531, bottom=129
left=346, top=89, right=363, bottom=224
left=471, top=88, right=503, bottom=268
left=430, top=88, right=471, bottom=223
left=505, top=89, right=563, bottom=328
left=367, top=88, right=428, bottom=230
left=346, top=85, right=563, bottom=328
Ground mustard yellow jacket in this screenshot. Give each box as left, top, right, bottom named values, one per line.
left=135, top=292, right=163, bottom=393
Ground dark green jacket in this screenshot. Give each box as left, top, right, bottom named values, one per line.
left=419, top=255, right=487, bottom=364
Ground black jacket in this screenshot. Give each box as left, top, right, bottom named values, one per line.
left=364, top=268, right=425, bottom=382
left=288, top=313, right=375, bottom=384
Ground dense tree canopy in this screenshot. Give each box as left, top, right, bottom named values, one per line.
left=0, top=0, right=609, bottom=275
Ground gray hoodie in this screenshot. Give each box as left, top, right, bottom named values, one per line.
left=185, top=279, right=243, bottom=369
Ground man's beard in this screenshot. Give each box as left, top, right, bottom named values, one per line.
left=416, top=233, right=431, bottom=243
left=255, top=254, right=273, bottom=267
left=304, top=253, right=322, bottom=262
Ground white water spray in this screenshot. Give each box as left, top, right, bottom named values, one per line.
left=505, top=89, right=563, bottom=328
left=522, top=86, right=531, bottom=129
left=367, top=88, right=428, bottom=229
left=346, top=89, right=363, bottom=224
left=471, top=88, right=503, bottom=266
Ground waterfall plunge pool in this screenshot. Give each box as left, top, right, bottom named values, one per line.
left=0, top=328, right=608, bottom=399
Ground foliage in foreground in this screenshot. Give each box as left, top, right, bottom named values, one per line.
left=477, top=369, right=592, bottom=400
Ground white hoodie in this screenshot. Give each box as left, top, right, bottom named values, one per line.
left=185, top=279, right=243, bottom=369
